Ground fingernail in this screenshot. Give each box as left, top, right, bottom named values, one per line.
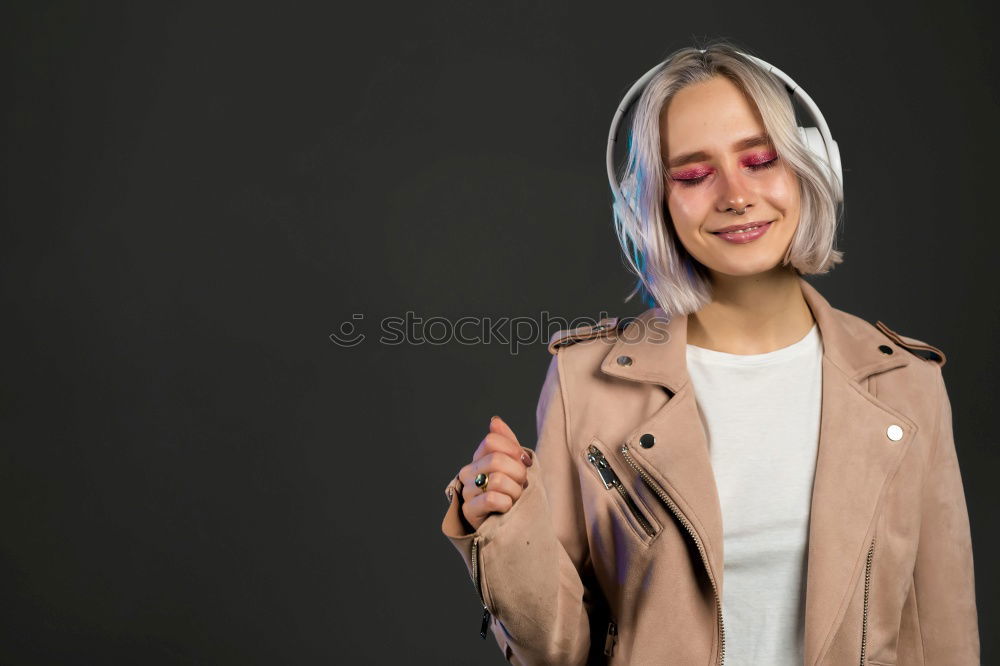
left=490, top=415, right=500, bottom=423
left=521, top=452, right=532, bottom=466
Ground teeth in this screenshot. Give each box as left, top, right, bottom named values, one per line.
left=714, top=222, right=771, bottom=235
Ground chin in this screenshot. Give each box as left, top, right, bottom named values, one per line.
left=703, top=255, right=787, bottom=278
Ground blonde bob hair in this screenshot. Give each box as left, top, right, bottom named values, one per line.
left=612, top=40, right=845, bottom=317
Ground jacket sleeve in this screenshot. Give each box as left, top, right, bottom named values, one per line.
left=911, top=367, right=980, bottom=663
left=440, top=353, right=596, bottom=664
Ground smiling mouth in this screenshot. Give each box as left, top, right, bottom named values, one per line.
left=711, top=220, right=774, bottom=234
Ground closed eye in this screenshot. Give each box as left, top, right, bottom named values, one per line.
left=670, top=156, right=780, bottom=188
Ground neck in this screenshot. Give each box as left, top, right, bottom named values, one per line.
left=686, top=266, right=815, bottom=354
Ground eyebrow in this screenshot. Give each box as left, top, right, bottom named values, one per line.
left=666, top=133, right=772, bottom=169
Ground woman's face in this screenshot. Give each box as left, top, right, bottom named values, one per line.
left=660, top=75, right=801, bottom=278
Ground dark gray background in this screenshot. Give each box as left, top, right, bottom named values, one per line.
left=2, top=1, right=996, bottom=664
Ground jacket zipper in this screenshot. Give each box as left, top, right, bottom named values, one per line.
left=604, top=619, right=618, bottom=656
left=586, top=444, right=657, bottom=538
left=471, top=535, right=491, bottom=639
left=860, top=535, right=876, bottom=665
left=620, top=443, right=726, bottom=665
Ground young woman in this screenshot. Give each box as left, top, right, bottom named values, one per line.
left=440, top=41, right=979, bottom=665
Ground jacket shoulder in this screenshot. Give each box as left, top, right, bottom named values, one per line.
left=547, top=316, right=637, bottom=355
left=874, top=320, right=947, bottom=368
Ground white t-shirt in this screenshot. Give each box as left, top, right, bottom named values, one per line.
left=685, top=323, right=823, bottom=666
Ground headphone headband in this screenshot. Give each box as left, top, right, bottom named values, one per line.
left=606, top=49, right=843, bottom=206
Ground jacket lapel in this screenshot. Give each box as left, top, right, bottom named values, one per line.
left=598, top=297, right=728, bottom=597
left=598, top=277, right=919, bottom=665
left=796, top=280, right=918, bottom=665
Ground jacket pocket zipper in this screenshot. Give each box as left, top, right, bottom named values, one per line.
left=604, top=619, right=618, bottom=656
left=620, top=443, right=726, bottom=666
left=471, top=535, right=491, bottom=639
left=586, top=444, right=657, bottom=539
left=860, top=535, right=876, bottom=666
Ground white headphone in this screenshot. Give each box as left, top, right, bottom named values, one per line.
left=606, top=49, right=843, bottom=205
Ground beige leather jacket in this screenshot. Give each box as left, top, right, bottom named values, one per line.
left=441, top=277, right=979, bottom=665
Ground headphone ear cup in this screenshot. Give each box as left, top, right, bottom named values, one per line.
left=797, top=125, right=828, bottom=168
left=797, top=126, right=844, bottom=203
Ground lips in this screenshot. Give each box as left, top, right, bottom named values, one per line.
left=712, top=220, right=774, bottom=234
left=712, top=220, right=773, bottom=244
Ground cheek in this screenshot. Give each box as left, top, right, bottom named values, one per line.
left=765, top=168, right=801, bottom=210
left=666, top=188, right=709, bottom=229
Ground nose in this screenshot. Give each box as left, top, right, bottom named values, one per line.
left=714, top=163, right=755, bottom=215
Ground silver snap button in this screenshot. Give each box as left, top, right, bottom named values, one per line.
left=886, top=424, right=903, bottom=441
left=616, top=355, right=633, bottom=366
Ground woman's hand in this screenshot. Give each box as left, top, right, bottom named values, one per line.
left=459, top=415, right=533, bottom=532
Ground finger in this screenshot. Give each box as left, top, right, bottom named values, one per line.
left=478, top=450, right=527, bottom=486
left=489, top=415, right=521, bottom=447
left=463, top=488, right=515, bottom=524
left=460, top=470, right=524, bottom=505
left=472, top=431, right=524, bottom=465
left=491, top=416, right=532, bottom=466
left=459, top=452, right=528, bottom=497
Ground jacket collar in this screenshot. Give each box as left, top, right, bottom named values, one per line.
left=600, top=276, right=910, bottom=391
left=597, top=276, right=918, bottom=665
